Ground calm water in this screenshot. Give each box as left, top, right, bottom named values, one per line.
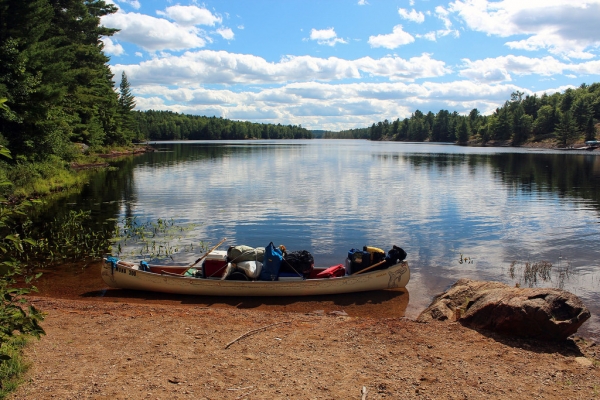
left=45, top=140, right=600, bottom=339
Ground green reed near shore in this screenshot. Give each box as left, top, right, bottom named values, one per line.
left=109, top=216, right=208, bottom=261
left=509, top=258, right=573, bottom=289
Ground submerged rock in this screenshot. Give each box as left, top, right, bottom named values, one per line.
left=417, top=278, right=590, bottom=340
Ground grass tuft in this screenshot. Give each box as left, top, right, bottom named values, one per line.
left=0, top=336, right=30, bottom=399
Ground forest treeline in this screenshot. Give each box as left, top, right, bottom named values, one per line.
left=0, top=0, right=138, bottom=161
left=0, top=0, right=311, bottom=170
left=135, top=111, right=312, bottom=141
left=324, top=84, right=600, bottom=146
left=1, top=0, right=599, bottom=165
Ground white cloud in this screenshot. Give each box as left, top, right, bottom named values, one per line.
left=101, top=37, right=124, bottom=56
left=448, top=0, right=600, bottom=59
left=125, top=79, right=527, bottom=130
left=459, top=55, right=600, bottom=83
left=216, top=27, right=234, bottom=40
left=309, top=28, right=347, bottom=46
left=157, top=5, right=222, bottom=27
left=358, top=0, right=369, bottom=5
left=417, top=32, right=438, bottom=41
left=368, top=25, right=415, bottom=49
left=135, top=52, right=143, bottom=57
left=435, top=6, right=453, bottom=30
left=398, top=8, right=425, bottom=23
left=102, top=11, right=207, bottom=51
left=112, top=50, right=449, bottom=87
left=356, top=54, right=450, bottom=81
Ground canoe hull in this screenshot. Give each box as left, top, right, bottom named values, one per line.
left=101, top=261, right=410, bottom=296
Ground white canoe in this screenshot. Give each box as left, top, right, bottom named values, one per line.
left=101, top=259, right=410, bottom=296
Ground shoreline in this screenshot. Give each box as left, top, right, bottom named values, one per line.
left=10, top=295, right=600, bottom=399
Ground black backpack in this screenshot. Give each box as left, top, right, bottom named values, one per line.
left=385, top=246, right=407, bottom=267
left=281, top=250, right=314, bottom=276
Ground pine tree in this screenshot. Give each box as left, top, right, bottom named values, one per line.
left=555, top=111, right=577, bottom=147
left=585, top=116, right=596, bottom=142
left=456, top=118, right=470, bottom=144
left=118, top=71, right=138, bottom=142
left=0, top=0, right=126, bottom=158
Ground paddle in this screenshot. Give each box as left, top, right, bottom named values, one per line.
left=350, top=259, right=388, bottom=276
left=180, top=238, right=227, bottom=275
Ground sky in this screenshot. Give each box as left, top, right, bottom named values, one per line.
left=101, top=0, right=600, bottom=131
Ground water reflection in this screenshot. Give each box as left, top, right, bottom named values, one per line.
left=36, top=140, right=600, bottom=339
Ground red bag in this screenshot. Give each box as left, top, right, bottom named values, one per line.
left=311, top=264, right=345, bottom=279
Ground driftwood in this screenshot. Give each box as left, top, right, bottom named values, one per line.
left=224, top=321, right=292, bottom=349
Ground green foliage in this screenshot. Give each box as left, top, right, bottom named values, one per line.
left=322, top=127, right=369, bottom=139
left=555, top=111, right=578, bottom=147
left=27, top=210, right=113, bottom=268
left=118, top=72, right=137, bottom=143
left=0, top=154, right=90, bottom=198
left=584, top=116, right=596, bottom=142
left=134, top=110, right=312, bottom=141
left=109, top=217, right=206, bottom=261
left=0, top=335, right=29, bottom=398
left=335, top=83, right=600, bottom=145
left=0, top=0, right=126, bottom=161
left=456, top=118, right=470, bottom=144
left=0, top=145, right=45, bottom=396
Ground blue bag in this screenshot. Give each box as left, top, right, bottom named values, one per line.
left=259, top=242, right=283, bottom=281
left=347, top=248, right=371, bottom=274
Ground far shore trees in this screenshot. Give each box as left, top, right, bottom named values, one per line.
left=324, top=83, right=599, bottom=146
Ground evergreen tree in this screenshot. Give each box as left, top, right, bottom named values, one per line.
left=431, top=110, right=450, bottom=142
left=0, top=0, right=123, bottom=159
left=533, top=105, right=557, bottom=136
left=585, top=116, right=596, bottom=142
left=512, top=104, right=532, bottom=145
left=555, top=111, right=577, bottom=147
left=456, top=118, right=470, bottom=144
left=572, top=96, right=592, bottom=134
left=118, top=71, right=137, bottom=142
left=493, top=104, right=512, bottom=140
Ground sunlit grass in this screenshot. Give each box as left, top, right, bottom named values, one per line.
left=0, top=336, right=30, bottom=399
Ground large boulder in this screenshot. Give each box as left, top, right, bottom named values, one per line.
left=417, top=279, right=590, bottom=340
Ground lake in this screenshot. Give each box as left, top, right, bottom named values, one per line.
left=40, top=140, right=600, bottom=339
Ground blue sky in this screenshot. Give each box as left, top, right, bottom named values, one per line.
left=101, top=0, right=600, bottom=131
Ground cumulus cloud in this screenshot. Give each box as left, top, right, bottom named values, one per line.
left=459, top=55, right=600, bottom=83
left=435, top=6, right=453, bottom=30
left=101, top=37, right=124, bottom=56
left=111, top=50, right=449, bottom=86
left=448, top=0, right=600, bottom=59
left=157, top=5, right=222, bottom=26
left=368, top=25, right=415, bottom=49
left=216, top=27, right=235, bottom=40
left=102, top=11, right=207, bottom=51
left=126, top=79, right=526, bottom=130
left=417, top=32, right=438, bottom=41
left=309, top=28, right=347, bottom=46
left=398, top=8, right=425, bottom=23
left=356, top=54, right=450, bottom=81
